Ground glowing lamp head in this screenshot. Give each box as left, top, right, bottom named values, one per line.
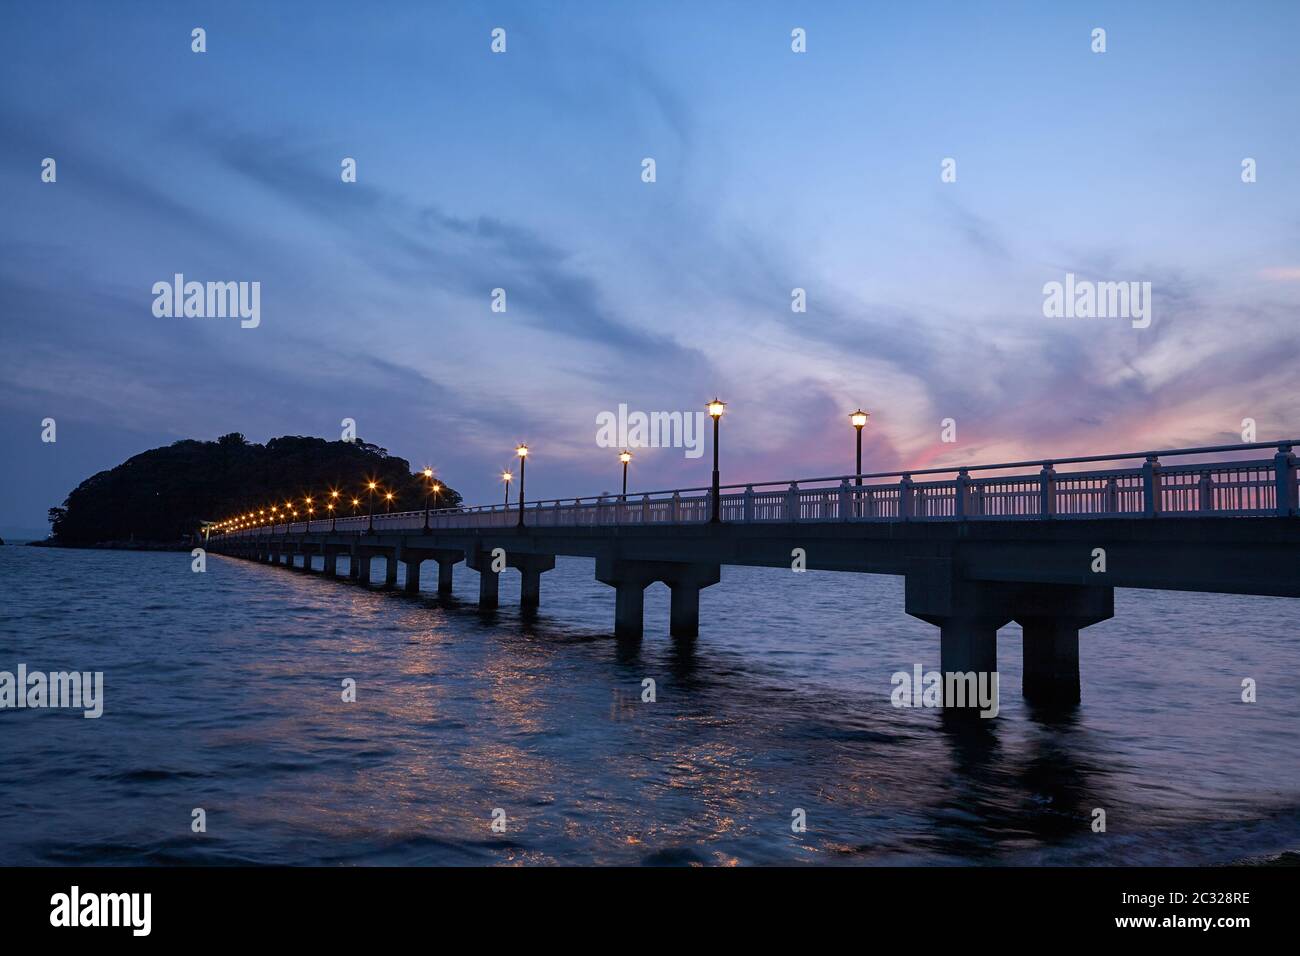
left=351, top=497, right=360, bottom=506
left=367, top=481, right=377, bottom=491
left=707, top=398, right=726, bottom=419
left=422, top=468, right=433, bottom=479
left=502, top=470, right=513, bottom=483
left=619, top=451, right=632, bottom=465
left=850, top=409, right=869, bottom=429
left=330, top=490, right=339, bottom=499
left=516, top=444, right=528, bottom=458
left=432, top=482, right=442, bottom=493
left=384, top=492, right=394, bottom=501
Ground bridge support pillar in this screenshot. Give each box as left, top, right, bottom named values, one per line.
left=382, top=550, right=398, bottom=589
left=906, top=560, right=1011, bottom=712
left=403, top=557, right=422, bottom=593
left=323, top=551, right=338, bottom=577
left=596, top=559, right=720, bottom=639
left=613, top=582, right=646, bottom=639
left=508, top=554, right=556, bottom=613
left=1014, top=584, right=1113, bottom=707
left=405, top=549, right=464, bottom=597
left=437, top=559, right=456, bottom=597
left=300, top=549, right=316, bottom=573
left=353, top=553, right=371, bottom=584
left=908, top=563, right=1115, bottom=711
left=478, top=567, right=499, bottom=609
left=465, top=550, right=500, bottom=609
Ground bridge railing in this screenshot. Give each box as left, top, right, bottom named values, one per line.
left=214, top=441, right=1298, bottom=538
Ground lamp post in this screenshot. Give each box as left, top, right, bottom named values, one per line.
left=707, top=398, right=726, bottom=523
left=328, top=502, right=336, bottom=531
left=384, top=491, right=394, bottom=516
left=619, top=450, right=632, bottom=500
left=304, top=496, right=313, bottom=532
left=366, top=481, right=378, bottom=532
left=422, top=468, right=435, bottom=530
left=351, top=497, right=361, bottom=529
left=850, top=409, right=869, bottom=518
left=515, top=444, right=528, bottom=528
left=502, top=470, right=512, bottom=508
left=850, top=410, right=869, bottom=484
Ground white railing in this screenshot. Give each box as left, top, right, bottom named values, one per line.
left=215, top=440, right=1299, bottom=538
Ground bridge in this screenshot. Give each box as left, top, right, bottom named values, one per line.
left=208, top=440, right=1300, bottom=710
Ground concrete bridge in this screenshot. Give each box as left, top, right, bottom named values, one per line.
left=208, top=440, right=1300, bottom=709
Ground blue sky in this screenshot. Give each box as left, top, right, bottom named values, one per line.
left=2, top=1, right=1298, bottom=536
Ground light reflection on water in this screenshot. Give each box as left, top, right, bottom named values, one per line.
left=0, top=545, right=1297, bottom=865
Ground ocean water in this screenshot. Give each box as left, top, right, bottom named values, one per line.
left=0, top=544, right=1297, bottom=866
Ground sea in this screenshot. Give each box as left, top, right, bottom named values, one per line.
left=1, top=544, right=1297, bottom=866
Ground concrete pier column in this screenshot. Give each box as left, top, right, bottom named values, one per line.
left=520, top=569, right=542, bottom=611
left=938, top=617, right=1000, bottom=682
left=596, top=558, right=718, bottom=639
left=478, top=566, right=499, bottom=608
left=664, top=566, right=720, bottom=638
left=323, top=552, right=338, bottom=577
left=1014, top=584, right=1113, bottom=707
left=1020, top=619, right=1080, bottom=705
left=610, top=582, right=646, bottom=638
left=300, top=550, right=316, bottom=572
left=905, top=560, right=1012, bottom=712
left=437, top=559, right=455, bottom=596
left=507, top=554, right=556, bottom=613
left=383, top=551, right=398, bottom=588
left=404, top=557, right=422, bottom=593
left=464, top=549, right=503, bottom=609
left=669, top=584, right=703, bottom=638
left=354, top=553, right=371, bottom=584
left=348, top=543, right=361, bottom=580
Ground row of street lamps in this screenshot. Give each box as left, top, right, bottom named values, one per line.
left=213, top=402, right=871, bottom=534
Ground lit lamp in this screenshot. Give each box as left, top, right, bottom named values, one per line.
left=304, top=496, right=313, bottom=532
left=327, top=501, right=336, bottom=531
left=422, top=468, right=435, bottom=530
left=366, top=481, right=378, bottom=532
left=850, top=408, right=870, bottom=518
left=707, top=398, right=726, bottom=523
left=384, top=491, right=395, bottom=515
left=619, top=450, right=632, bottom=500
left=515, top=443, right=528, bottom=528
left=502, top=470, right=513, bottom=508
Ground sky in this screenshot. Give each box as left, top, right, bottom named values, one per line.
left=2, top=1, right=1298, bottom=538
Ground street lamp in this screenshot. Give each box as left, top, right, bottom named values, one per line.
left=304, top=496, right=313, bottom=532
left=515, top=444, right=528, bottom=527
left=707, top=398, right=726, bottom=523
left=619, top=450, right=632, bottom=500
left=384, top=491, right=395, bottom=515
left=502, top=470, right=513, bottom=508
left=422, top=468, right=435, bottom=530
left=328, top=501, right=336, bottom=531
left=850, top=409, right=869, bottom=482
left=366, top=481, right=378, bottom=532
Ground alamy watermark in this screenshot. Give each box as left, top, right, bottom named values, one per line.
left=1042, top=272, right=1151, bottom=329
left=152, top=274, right=260, bottom=328
left=891, top=665, right=999, bottom=718
left=1, top=664, right=103, bottom=718
left=596, top=404, right=705, bottom=459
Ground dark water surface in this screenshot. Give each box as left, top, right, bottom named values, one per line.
left=1, top=545, right=1297, bottom=866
